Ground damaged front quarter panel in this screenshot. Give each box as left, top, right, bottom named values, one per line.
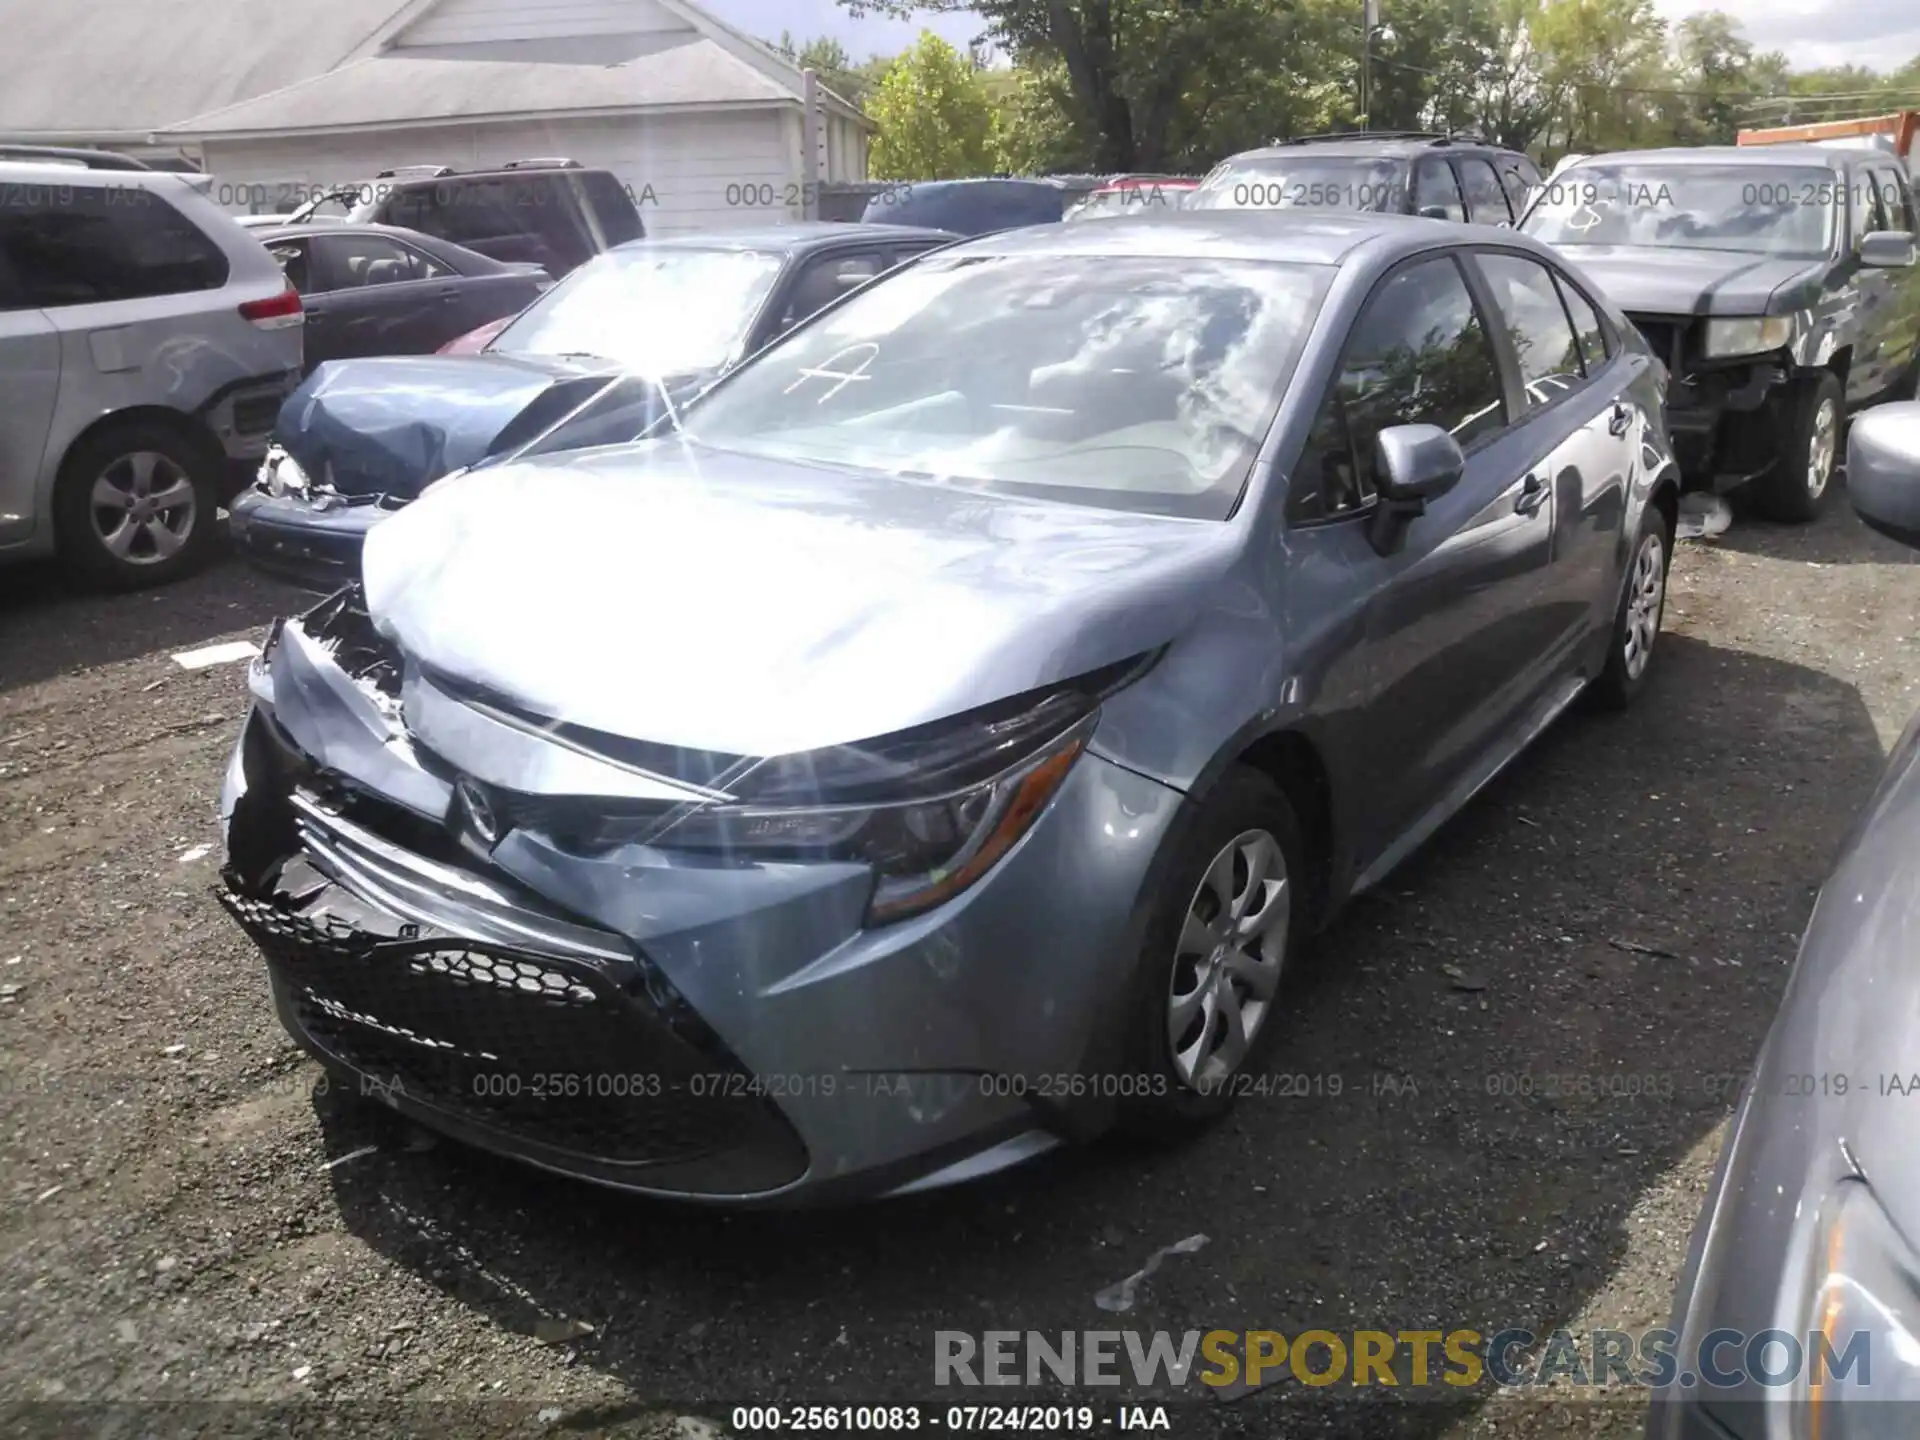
left=242, top=591, right=453, bottom=824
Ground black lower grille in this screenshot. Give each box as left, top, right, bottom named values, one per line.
left=232, top=394, right=284, bottom=437
left=218, top=885, right=799, bottom=1173
left=1626, top=315, right=1687, bottom=377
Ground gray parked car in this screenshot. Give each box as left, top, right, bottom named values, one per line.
left=1522, top=146, right=1920, bottom=522
left=0, top=161, right=304, bottom=587
left=1648, top=401, right=1920, bottom=1437
left=214, top=210, right=1679, bottom=1205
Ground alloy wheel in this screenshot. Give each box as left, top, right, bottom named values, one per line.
left=1623, top=531, right=1666, bottom=681
left=90, top=451, right=196, bottom=566
left=1807, top=397, right=1838, bottom=500
left=1167, top=829, right=1289, bottom=1089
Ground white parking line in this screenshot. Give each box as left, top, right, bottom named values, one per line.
left=171, top=640, right=258, bottom=670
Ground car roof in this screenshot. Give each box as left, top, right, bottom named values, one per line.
left=935, top=207, right=1484, bottom=265
left=250, top=220, right=456, bottom=248
left=380, top=164, right=616, bottom=185
left=0, top=160, right=191, bottom=189
left=872, top=177, right=1074, bottom=195
left=612, top=222, right=960, bottom=255
left=1567, top=145, right=1864, bottom=169
left=1226, top=137, right=1520, bottom=161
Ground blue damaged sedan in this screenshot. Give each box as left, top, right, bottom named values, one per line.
left=215, top=210, right=1680, bottom=1205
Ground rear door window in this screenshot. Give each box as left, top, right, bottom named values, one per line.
left=1554, top=275, right=1611, bottom=374
left=309, top=232, right=450, bottom=291
left=781, top=250, right=886, bottom=327
left=578, top=171, right=644, bottom=244
left=265, top=238, right=312, bottom=291
left=1855, top=167, right=1891, bottom=244
left=1498, top=157, right=1540, bottom=218
left=1457, top=157, right=1513, bottom=225
left=1412, top=158, right=1466, bottom=222
left=0, top=181, right=229, bottom=308
left=1475, top=252, right=1589, bottom=408
left=1870, top=165, right=1915, bottom=231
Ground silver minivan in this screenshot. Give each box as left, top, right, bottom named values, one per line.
left=0, top=162, right=305, bottom=587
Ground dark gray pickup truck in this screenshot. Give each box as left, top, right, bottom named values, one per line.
left=1522, top=145, right=1920, bottom=520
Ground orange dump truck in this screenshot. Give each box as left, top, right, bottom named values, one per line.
left=1737, top=110, right=1920, bottom=169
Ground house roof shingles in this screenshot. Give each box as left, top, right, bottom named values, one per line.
left=158, top=44, right=797, bottom=138
left=0, top=0, right=414, bottom=137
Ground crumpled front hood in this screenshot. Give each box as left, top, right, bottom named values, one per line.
left=1557, top=245, right=1827, bottom=317
left=273, top=352, right=617, bottom=500
left=360, top=439, right=1239, bottom=757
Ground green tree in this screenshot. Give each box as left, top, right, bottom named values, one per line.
left=843, top=0, right=1332, bottom=172
left=1453, top=0, right=1566, bottom=152
left=1529, top=0, right=1674, bottom=151
left=1665, top=11, right=1755, bottom=144
left=867, top=31, right=995, bottom=179
left=772, top=31, right=895, bottom=110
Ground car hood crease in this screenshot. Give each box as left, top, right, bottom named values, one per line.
left=1554, top=245, right=1826, bottom=316
left=359, top=440, right=1241, bottom=758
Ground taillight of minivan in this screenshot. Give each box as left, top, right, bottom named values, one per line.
left=239, top=287, right=304, bottom=329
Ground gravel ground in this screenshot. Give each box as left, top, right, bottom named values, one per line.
left=2, top=493, right=1916, bottom=1440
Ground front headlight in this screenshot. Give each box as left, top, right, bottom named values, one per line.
left=1703, top=315, right=1793, bottom=359
left=1803, top=1181, right=1920, bottom=1426
left=258, top=445, right=311, bottom=499
left=519, top=653, right=1156, bottom=925
left=653, top=713, right=1096, bottom=925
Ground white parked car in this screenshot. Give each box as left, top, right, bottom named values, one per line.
left=0, top=162, right=305, bottom=587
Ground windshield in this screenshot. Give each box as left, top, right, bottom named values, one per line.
left=1188, top=156, right=1409, bottom=213
left=1521, top=164, right=1837, bottom=258
left=676, top=252, right=1333, bottom=520
left=487, top=245, right=786, bottom=373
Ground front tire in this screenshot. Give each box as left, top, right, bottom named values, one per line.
left=1591, top=503, right=1672, bottom=710
left=53, top=420, right=222, bottom=590
left=1751, top=371, right=1841, bottom=524
left=1115, top=767, right=1306, bottom=1140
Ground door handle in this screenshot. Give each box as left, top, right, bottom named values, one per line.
left=1514, top=473, right=1549, bottom=515
left=1608, top=401, right=1631, bottom=436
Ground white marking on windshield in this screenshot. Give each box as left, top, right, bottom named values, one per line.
left=785, top=343, right=879, bottom=402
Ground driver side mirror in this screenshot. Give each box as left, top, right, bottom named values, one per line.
left=1860, top=231, right=1917, bottom=267
left=1369, top=423, right=1464, bottom=556
left=1416, top=204, right=1452, bottom=221
left=1847, top=402, right=1920, bottom=549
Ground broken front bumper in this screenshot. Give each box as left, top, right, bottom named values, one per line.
left=214, top=596, right=1184, bottom=1204
left=229, top=490, right=391, bottom=591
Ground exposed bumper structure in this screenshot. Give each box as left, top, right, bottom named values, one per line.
left=216, top=592, right=1184, bottom=1204
left=1627, top=314, right=1790, bottom=490
left=229, top=490, right=387, bottom=591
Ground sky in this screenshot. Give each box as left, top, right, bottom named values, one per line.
left=1653, top=0, right=1920, bottom=73
left=706, top=0, right=1919, bottom=76
left=703, top=0, right=982, bottom=60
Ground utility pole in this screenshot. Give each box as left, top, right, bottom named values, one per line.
left=1361, top=0, right=1379, bottom=131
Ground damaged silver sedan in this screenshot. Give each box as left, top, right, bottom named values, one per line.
left=215, top=212, right=1678, bottom=1204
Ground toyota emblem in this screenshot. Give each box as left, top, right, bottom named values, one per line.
left=455, top=776, right=500, bottom=846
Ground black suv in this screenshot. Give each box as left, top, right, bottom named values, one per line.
left=282, top=159, right=644, bottom=278
left=1521, top=145, right=1920, bottom=521
left=1188, top=131, right=1542, bottom=226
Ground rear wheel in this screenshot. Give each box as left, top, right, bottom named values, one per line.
left=1115, top=767, right=1306, bottom=1139
left=53, top=420, right=222, bottom=590
left=1750, top=372, right=1841, bottom=523
left=1591, top=502, right=1672, bottom=710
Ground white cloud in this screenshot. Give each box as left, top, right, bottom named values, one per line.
left=1654, top=0, right=1920, bottom=72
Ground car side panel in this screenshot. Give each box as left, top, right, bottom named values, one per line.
left=0, top=306, right=60, bottom=547
left=26, top=180, right=302, bottom=537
